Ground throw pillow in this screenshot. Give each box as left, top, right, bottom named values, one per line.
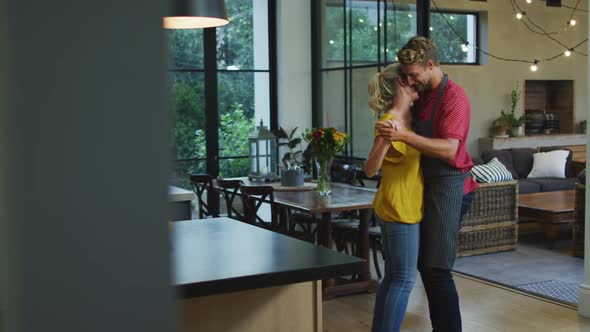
left=539, top=147, right=574, bottom=177
left=470, top=157, right=514, bottom=183
left=527, top=150, right=570, bottom=178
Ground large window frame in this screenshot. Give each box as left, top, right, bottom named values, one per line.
left=168, top=0, right=278, bottom=189
left=430, top=10, right=479, bottom=65
left=312, top=0, right=480, bottom=159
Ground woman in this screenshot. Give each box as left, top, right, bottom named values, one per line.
left=365, top=63, right=422, bottom=332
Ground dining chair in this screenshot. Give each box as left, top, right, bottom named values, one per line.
left=189, top=174, right=218, bottom=219
left=239, top=184, right=280, bottom=231
left=331, top=165, right=384, bottom=279
left=240, top=184, right=315, bottom=242
left=217, top=179, right=245, bottom=221
left=330, top=163, right=363, bottom=252
left=368, top=216, right=383, bottom=279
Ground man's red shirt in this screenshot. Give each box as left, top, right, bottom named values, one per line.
left=413, top=77, right=479, bottom=194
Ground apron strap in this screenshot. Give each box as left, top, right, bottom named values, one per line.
left=427, top=74, right=448, bottom=126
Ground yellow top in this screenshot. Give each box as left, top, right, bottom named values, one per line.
left=372, top=113, right=424, bottom=223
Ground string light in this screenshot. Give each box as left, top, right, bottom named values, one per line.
left=567, top=0, right=582, bottom=27
left=516, top=12, right=525, bottom=19
left=461, top=42, right=469, bottom=52
left=511, top=0, right=587, bottom=56
left=429, top=0, right=588, bottom=73
left=526, top=0, right=532, bottom=3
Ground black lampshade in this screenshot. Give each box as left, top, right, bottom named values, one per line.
left=164, top=0, right=229, bottom=29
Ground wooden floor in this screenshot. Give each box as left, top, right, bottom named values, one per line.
left=324, top=273, right=590, bottom=332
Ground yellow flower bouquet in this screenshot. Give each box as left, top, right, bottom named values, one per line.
left=303, top=127, right=350, bottom=195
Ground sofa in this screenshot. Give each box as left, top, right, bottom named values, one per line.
left=477, top=147, right=577, bottom=194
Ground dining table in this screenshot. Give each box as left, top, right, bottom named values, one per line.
left=212, top=178, right=380, bottom=299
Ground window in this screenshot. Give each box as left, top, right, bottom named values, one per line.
left=317, top=0, right=418, bottom=158
left=430, top=11, right=478, bottom=64
left=314, top=2, right=480, bottom=160
left=323, top=1, right=417, bottom=66
left=168, top=0, right=276, bottom=189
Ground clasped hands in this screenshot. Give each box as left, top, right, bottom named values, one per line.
left=375, top=119, right=405, bottom=142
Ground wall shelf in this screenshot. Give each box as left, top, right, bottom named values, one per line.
left=479, top=134, right=587, bottom=153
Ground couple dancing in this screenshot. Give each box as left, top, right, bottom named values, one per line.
left=365, top=36, right=479, bottom=332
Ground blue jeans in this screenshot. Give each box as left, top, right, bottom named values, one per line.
left=371, top=215, right=419, bottom=332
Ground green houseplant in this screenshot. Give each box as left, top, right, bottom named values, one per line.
left=491, top=115, right=511, bottom=137
left=502, top=82, right=526, bottom=136
left=277, top=127, right=305, bottom=186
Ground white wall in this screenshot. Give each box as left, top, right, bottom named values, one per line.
left=439, top=1, right=588, bottom=154
left=276, top=0, right=312, bottom=135
left=277, top=1, right=588, bottom=157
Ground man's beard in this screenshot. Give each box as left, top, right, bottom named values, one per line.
left=414, top=79, right=432, bottom=94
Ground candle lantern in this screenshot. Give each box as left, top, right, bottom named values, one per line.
left=248, top=119, right=279, bottom=182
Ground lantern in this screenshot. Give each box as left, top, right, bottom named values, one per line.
left=248, top=119, right=279, bottom=182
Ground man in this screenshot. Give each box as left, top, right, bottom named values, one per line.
left=375, top=36, right=478, bottom=332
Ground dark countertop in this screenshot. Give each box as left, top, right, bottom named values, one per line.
left=172, top=217, right=365, bottom=298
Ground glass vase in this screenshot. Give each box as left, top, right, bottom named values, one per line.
left=314, top=156, right=333, bottom=195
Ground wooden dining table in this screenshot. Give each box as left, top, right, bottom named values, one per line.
left=212, top=178, right=380, bottom=299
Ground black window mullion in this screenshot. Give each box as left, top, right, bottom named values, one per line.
left=268, top=0, right=278, bottom=131
left=382, top=0, right=387, bottom=66
left=377, top=0, right=381, bottom=64
left=203, top=27, right=220, bottom=214
left=311, top=0, right=321, bottom=128
left=417, top=0, right=430, bottom=38
left=203, top=28, right=219, bottom=178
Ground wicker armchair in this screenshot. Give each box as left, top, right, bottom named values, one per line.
left=573, top=183, right=585, bottom=257
left=457, top=180, right=519, bottom=257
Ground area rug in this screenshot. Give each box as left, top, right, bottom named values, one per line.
left=515, top=280, right=579, bottom=305
left=452, top=236, right=583, bottom=306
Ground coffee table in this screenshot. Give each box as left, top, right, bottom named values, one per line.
left=518, top=190, right=575, bottom=247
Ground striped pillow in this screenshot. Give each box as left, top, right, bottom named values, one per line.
left=470, top=157, right=513, bottom=183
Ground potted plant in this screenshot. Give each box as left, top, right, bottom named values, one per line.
left=502, top=82, right=526, bottom=136
left=491, top=116, right=511, bottom=137
left=580, top=120, right=587, bottom=134
left=277, top=127, right=305, bottom=187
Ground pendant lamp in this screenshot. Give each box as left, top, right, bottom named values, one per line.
left=164, top=0, right=229, bottom=29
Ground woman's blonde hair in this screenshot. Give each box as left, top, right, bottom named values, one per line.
left=368, top=63, right=400, bottom=114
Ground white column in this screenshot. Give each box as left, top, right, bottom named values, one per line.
left=578, top=8, right=590, bottom=318
left=276, top=0, right=312, bottom=132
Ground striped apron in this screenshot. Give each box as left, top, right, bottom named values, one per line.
left=415, top=75, right=468, bottom=270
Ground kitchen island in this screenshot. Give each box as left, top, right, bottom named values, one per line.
left=172, top=217, right=364, bottom=332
